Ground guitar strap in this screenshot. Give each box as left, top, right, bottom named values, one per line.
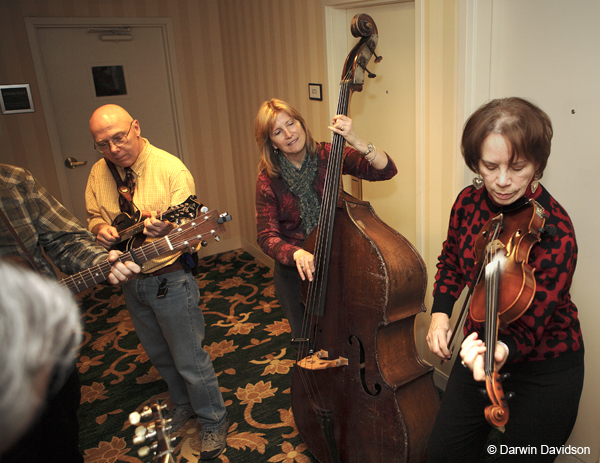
left=105, top=158, right=135, bottom=215
left=0, top=206, right=43, bottom=274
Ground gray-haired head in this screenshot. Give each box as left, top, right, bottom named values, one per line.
left=0, top=261, right=82, bottom=454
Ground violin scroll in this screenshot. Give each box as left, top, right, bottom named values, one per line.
left=484, top=372, right=511, bottom=428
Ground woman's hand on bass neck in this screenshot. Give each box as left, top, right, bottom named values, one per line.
left=328, top=115, right=388, bottom=170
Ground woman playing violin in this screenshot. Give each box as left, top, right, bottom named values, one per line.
left=426, top=97, right=584, bottom=462
left=254, top=98, right=397, bottom=340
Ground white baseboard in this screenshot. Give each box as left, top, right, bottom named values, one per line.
left=237, top=239, right=274, bottom=268
left=433, top=368, right=449, bottom=391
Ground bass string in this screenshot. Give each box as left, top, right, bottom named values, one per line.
left=299, top=79, right=351, bottom=340
left=296, top=79, right=353, bottom=424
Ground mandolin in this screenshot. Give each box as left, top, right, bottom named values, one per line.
left=111, top=195, right=203, bottom=251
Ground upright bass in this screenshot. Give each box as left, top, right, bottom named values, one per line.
left=290, top=14, right=439, bottom=463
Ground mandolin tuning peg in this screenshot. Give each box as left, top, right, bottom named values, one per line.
left=366, top=68, right=377, bottom=78
left=505, top=391, right=516, bottom=401
left=479, top=388, right=488, bottom=398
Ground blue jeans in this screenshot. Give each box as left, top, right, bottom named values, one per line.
left=122, top=269, right=226, bottom=426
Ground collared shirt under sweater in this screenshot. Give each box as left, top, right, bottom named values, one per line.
left=85, top=139, right=196, bottom=274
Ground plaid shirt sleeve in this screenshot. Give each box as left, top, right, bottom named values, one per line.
left=1, top=165, right=108, bottom=278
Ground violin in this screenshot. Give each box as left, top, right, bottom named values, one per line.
left=469, top=198, right=547, bottom=427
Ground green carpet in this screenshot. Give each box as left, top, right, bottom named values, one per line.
left=75, top=248, right=500, bottom=463
left=76, top=249, right=315, bottom=463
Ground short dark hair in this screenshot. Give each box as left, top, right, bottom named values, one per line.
left=461, top=97, right=553, bottom=177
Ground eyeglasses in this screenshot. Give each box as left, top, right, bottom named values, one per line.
left=94, top=120, right=134, bottom=153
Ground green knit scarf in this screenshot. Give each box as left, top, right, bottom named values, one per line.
left=278, top=151, right=321, bottom=235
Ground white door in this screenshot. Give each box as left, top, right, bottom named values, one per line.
left=26, top=19, right=187, bottom=224
left=327, top=2, right=416, bottom=243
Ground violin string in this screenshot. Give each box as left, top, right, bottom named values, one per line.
left=484, top=221, right=502, bottom=378
left=478, top=206, right=546, bottom=425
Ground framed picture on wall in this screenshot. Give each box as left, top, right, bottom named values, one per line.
left=0, top=84, right=35, bottom=114
left=308, top=83, right=322, bottom=101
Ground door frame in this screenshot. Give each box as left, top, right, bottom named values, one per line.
left=25, top=17, right=189, bottom=213
left=323, top=0, right=424, bottom=252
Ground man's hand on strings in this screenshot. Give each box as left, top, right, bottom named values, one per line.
left=426, top=312, right=453, bottom=361
left=94, top=223, right=119, bottom=250
left=293, top=249, right=315, bottom=282
left=143, top=215, right=176, bottom=238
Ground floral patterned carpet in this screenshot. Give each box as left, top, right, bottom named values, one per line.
left=74, top=248, right=501, bottom=463
left=75, top=249, right=316, bottom=463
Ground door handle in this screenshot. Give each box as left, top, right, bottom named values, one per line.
left=64, top=157, right=88, bottom=169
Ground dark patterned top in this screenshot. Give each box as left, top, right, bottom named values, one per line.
left=0, top=164, right=108, bottom=279
left=256, top=142, right=397, bottom=266
left=432, top=183, right=584, bottom=372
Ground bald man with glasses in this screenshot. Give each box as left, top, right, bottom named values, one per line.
left=85, top=104, right=229, bottom=460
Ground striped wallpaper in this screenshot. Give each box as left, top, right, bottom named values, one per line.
left=0, top=0, right=328, bottom=262
left=0, top=0, right=458, bottom=286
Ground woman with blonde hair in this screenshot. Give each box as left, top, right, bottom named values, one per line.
left=254, top=98, right=397, bottom=340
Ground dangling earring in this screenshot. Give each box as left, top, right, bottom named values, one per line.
left=473, top=174, right=484, bottom=190
left=531, top=174, right=540, bottom=194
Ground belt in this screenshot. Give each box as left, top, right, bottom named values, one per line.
left=140, top=260, right=185, bottom=278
